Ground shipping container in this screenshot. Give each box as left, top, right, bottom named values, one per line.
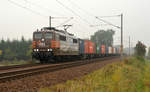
left=112, top=47, right=114, bottom=54
left=84, top=40, right=95, bottom=54
left=116, top=47, right=120, bottom=54
left=93, top=43, right=96, bottom=54
left=88, top=41, right=94, bottom=54
left=105, top=46, right=109, bottom=54
left=108, top=46, right=112, bottom=54
left=84, top=40, right=89, bottom=54
left=119, top=48, right=121, bottom=54
left=113, top=48, right=116, bottom=54
left=79, top=39, right=84, bottom=54
left=101, top=45, right=106, bottom=54
left=96, top=44, right=100, bottom=54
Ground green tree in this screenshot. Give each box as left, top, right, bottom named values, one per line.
left=0, top=50, right=2, bottom=56
left=91, top=29, right=115, bottom=46
left=0, top=50, right=2, bottom=61
left=0, top=37, right=32, bottom=61
left=148, top=47, right=150, bottom=58
left=0, top=38, right=5, bottom=61
left=3, top=48, right=16, bottom=60
left=26, top=44, right=32, bottom=60
left=135, top=41, right=146, bottom=57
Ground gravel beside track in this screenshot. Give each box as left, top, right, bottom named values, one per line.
left=0, top=57, right=120, bottom=92
left=0, top=63, right=42, bottom=71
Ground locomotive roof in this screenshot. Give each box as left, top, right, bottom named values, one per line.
left=34, top=27, right=78, bottom=39
left=44, top=27, right=74, bottom=36
left=43, top=27, right=74, bottom=36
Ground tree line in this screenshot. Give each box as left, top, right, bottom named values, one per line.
left=0, top=36, right=32, bottom=61
left=90, top=29, right=115, bottom=46
left=90, top=29, right=149, bottom=58
left=0, top=30, right=149, bottom=61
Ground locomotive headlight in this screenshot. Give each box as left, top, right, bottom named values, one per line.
left=37, top=49, right=39, bottom=51
left=50, top=49, right=52, bottom=51
left=42, top=39, right=44, bottom=41
left=34, top=49, right=36, bottom=52
left=48, top=49, right=52, bottom=51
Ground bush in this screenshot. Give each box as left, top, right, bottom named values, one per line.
left=136, top=56, right=145, bottom=63
left=39, top=57, right=150, bottom=92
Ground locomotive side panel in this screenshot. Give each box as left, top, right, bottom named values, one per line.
left=54, top=32, right=79, bottom=56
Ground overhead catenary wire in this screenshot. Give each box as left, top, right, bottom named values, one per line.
left=8, top=0, right=48, bottom=18
left=10, top=0, right=77, bottom=28
left=51, top=17, right=73, bottom=19
left=97, top=15, right=121, bottom=18
left=67, top=0, right=94, bottom=17
left=9, top=0, right=72, bottom=18
left=55, top=0, right=92, bottom=26
left=10, top=0, right=120, bottom=33
left=56, top=17, right=74, bottom=28
left=22, top=0, right=66, bottom=16
left=18, top=0, right=97, bottom=30
left=67, top=0, right=100, bottom=28
left=95, top=17, right=120, bottom=29
left=67, top=0, right=121, bottom=29
left=90, top=24, right=109, bottom=27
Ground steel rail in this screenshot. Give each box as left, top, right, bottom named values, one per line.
left=0, top=56, right=119, bottom=83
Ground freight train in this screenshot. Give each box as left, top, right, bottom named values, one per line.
left=32, top=27, right=120, bottom=63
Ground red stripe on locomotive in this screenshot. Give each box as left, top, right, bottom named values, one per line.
left=51, top=40, right=60, bottom=48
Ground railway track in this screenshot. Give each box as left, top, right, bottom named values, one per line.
left=0, top=56, right=119, bottom=83
left=0, top=63, right=41, bottom=71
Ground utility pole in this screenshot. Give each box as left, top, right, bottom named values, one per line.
left=95, top=14, right=124, bottom=61
left=49, top=16, right=52, bottom=27
left=120, top=13, right=123, bottom=61
left=129, top=36, right=131, bottom=56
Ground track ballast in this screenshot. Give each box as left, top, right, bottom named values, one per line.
left=0, top=56, right=119, bottom=83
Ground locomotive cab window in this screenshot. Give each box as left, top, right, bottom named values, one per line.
left=34, top=33, right=42, bottom=39
left=55, top=34, right=59, bottom=41
left=59, top=35, right=66, bottom=41
left=73, top=39, right=78, bottom=43
left=45, top=32, right=53, bottom=39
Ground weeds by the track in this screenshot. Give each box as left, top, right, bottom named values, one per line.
left=39, top=56, right=150, bottom=92
left=0, top=60, right=37, bottom=66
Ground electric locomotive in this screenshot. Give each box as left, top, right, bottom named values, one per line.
left=32, top=27, right=79, bottom=63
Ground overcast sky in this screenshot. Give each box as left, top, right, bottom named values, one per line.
left=0, top=0, right=150, bottom=47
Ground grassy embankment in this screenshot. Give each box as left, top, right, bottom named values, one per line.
left=0, top=60, right=37, bottom=66
left=40, top=57, right=150, bottom=92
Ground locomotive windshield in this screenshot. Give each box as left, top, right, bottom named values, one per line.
left=45, top=32, right=53, bottom=39
left=34, top=33, right=42, bottom=39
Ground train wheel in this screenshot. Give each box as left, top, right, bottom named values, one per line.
left=40, top=59, right=46, bottom=64
left=53, top=56, right=61, bottom=63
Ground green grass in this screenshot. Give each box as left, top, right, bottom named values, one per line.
left=0, top=60, right=37, bottom=66
left=39, top=57, right=150, bottom=92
